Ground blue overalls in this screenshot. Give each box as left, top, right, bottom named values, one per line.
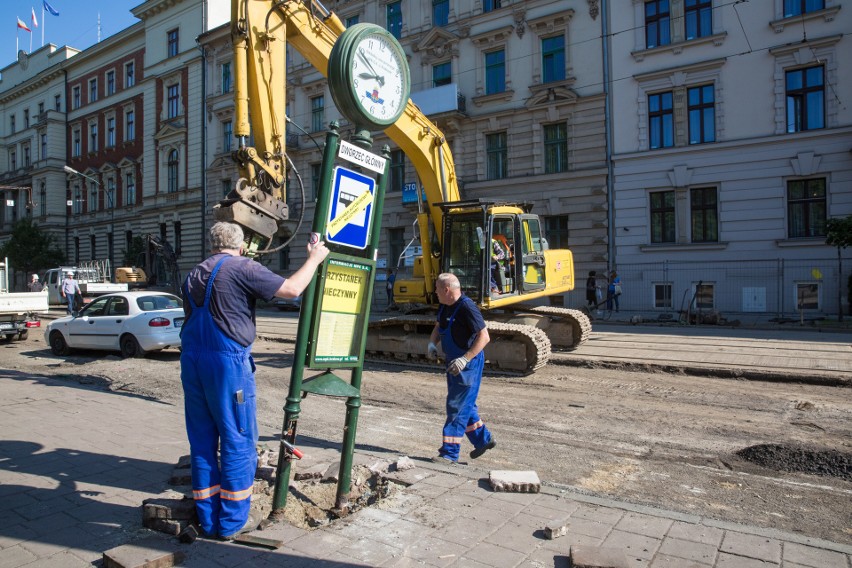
left=437, top=297, right=492, bottom=461
left=180, top=256, right=258, bottom=538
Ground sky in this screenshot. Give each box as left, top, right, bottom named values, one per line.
left=3, top=0, right=140, bottom=69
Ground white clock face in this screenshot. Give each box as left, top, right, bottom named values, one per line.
left=351, top=33, right=407, bottom=123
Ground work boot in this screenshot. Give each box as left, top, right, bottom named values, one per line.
left=470, top=436, right=497, bottom=459
left=431, top=455, right=458, bottom=466
left=219, top=508, right=264, bottom=541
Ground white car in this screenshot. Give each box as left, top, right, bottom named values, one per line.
left=45, top=291, right=184, bottom=358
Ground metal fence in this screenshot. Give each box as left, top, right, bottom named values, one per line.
left=571, top=256, right=851, bottom=319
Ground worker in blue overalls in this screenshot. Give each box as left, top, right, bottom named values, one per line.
left=427, top=272, right=497, bottom=463
left=180, top=222, right=328, bottom=539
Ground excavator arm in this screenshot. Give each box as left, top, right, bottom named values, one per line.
left=219, top=0, right=458, bottom=299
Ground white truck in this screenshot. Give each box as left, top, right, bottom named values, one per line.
left=44, top=261, right=128, bottom=306
left=0, top=259, right=48, bottom=340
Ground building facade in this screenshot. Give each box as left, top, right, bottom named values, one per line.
left=609, top=0, right=852, bottom=317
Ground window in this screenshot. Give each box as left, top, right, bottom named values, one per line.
left=167, top=84, right=180, bottom=118
left=543, top=123, right=567, bottom=174
left=74, top=236, right=80, bottom=263
left=795, top=282, right=820, bottom=310
left=278, top=244, right=291, bottom=270
left=787, top=178, right=826, bottom=238
left=9, top=115, right=14, bottom=134
left=89, top=122, right=98, bottom=152
left=485, top=50, right=506, bottom=95
left=9, top=150, right=15, bottom=170
left=125, top=172, right=136, bottom=205
left=55, top=94, right=61, bottom=111
left=433, top=0, right=449, bottom=26
left=24, top=109, right=30, bottom=128
left=106, top=70, right=115, bottom=96
left=690, top=187, right=718, bottom=242
left=72, top=86, right=80, bottom=109
left=483, top=0, right=501, bottom=13
left=73, top=128, right=81, bottom=157
left=311, top=163, right=321, bottom=200
left=23, top=145, right=30, bottom=167
left=223, top=120, right=233, bottom=152
left=433, top=62, right=451, bottom=87
left=125, top=61, right=135, bottom=87
left=390, top=150, right=405, bottom=192
left=388, top=227, right=406, bottom=269
left=90, top=181, right=99, bottom=212
left=221, top=178, right=231, bottom=197
left=167, top=150, right=179, bottom=193
left=174, top=221, right=182, bottom=255
left=40, top=133, right=47, bottom=159
left=486, top=132, right=507, bottom=180
left=784, top=0, right=824, bottom=17
left=38, top=102, right=44, bottom=115
left=685, top=0, right=712, bottom=40
left=311, top=95, right=324, bottom=132
left=650, top=191, right=676, bottom=243
left=125, top=109, right=135, bottom=141
left=73, top=185, right=82, bottom=215
left=544, top=215, right=570, bottom=249
left=649, top=91, right=674, bottom=149
left=654, top=283, right=673, bottom=308
left=345, top=15, right=359, bottom=27
left=89, top=78, right=98, bottom=103
left=39, top=182, right=46, bottom=217
left=159, top=222, right=167, bottom=242
left=221, top=62, right=231, bottom=93
left=107, top=117, right=116, bottom=147
left=125, top=230, right=133, bottom=254
left=694, top=283, right=714, bottom=309
left=106, top=178, right=115, bottom=209
left=542, top=36, right=565, bottom=83
left=90, top=234, right=97, bottom=260
left=386, top=1, right=402, bottom=40
left=688, top=85, right=715, bottom=144
left=645, top=0, right=671, bottom=49
left=786, top=66, right=824, bottom=132
left=167, top=29, right=179, bottom=57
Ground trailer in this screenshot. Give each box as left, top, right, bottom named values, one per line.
left=0, top=259, right=48, bottom=340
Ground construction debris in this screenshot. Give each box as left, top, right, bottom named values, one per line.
left=488, top=470, right=541, bottom=493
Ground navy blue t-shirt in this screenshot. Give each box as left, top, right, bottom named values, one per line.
left=183, top=253, right=286, bottom=347
left=437, top=294, right=486, bottom=350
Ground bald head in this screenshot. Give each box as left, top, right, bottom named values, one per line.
left=435, top=272, right=462, bottom=305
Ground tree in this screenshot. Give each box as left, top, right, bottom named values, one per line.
left=121, top=235, right=147, bottom=267
left=825, top=215, right=852, bottom=321
left=0, top=218, right=65, bottom=289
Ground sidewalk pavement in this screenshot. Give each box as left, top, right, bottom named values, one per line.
left=1, top=370, right=850, bottom=568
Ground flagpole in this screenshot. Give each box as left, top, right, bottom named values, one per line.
left=42, top=7, right=45, bottom=47
left=16, top=27, right=19, bottom=58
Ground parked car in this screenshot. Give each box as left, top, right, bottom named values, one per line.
left=45, top=291, right=184, bottom=358
left=271, top=296, right=302, bottom=311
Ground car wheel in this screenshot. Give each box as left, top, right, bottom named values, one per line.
left=120, top=334, right=146, bottom=359
left=16, top=330, right=29, bottom=341
left=49, top=331, right=70, bottom=355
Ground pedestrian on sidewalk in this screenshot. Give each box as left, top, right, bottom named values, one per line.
left=386, top=268, right=396, bottom=308
left=607, top=270, right=622, bottom=312
left=427, top=272, right=496, bottom=464
left=60, top=271, right=81, bottom=315
left=585, top=271, right=598, bottom=309
left=180, top=222, right=328, bottom=540
left=28, top=274, right=43, bottom=292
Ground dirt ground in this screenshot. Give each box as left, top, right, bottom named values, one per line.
left=6, top=331, right=852, bottom=544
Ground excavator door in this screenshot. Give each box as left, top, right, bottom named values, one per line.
left=518, top=215, right=547, bottom=293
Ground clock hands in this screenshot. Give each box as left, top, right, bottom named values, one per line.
left=358, top=72, right=385, bottom=87
left=357, top=51, right=385, bottom=87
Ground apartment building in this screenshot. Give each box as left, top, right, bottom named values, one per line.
left=609, top=0, right=852, bottom=316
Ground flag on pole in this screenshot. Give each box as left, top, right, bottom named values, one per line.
left=43, top=0, right=59, bottom=16
left=31, top=7, right=38, bottom=28
left=17, top=17, right=32, bottom=32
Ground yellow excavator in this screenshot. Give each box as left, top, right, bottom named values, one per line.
left=217, top=0, right=591, bottom=374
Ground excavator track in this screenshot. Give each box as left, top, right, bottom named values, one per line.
left=365, top=315, right=551, bottom=375
left=506, top=306, right=593, bottom=351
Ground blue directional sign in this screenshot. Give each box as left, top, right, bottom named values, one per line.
left=325, top=166, right=376, bottom=250
left=401, top=182, right=426, bottom=204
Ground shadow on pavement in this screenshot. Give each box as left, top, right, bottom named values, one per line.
left=0, top=368, right=174, bottom=405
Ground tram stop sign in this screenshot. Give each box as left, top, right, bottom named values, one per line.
left=325, top=166, right=376, bottom=250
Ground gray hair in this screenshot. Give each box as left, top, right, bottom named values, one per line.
left=436, top=273, right=460, bottom=289
left=210, top=222, right=244, bottom=251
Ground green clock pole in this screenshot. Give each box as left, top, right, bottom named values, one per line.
left=271, top=121, right=341, bottom=513
left=335, top=137, right=390, bottom=510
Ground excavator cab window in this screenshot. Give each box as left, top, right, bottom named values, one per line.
left=490, top=216, right=517, bottom=296
left=442, top=214, right=484, bottom=302
left=519, top=215, right=547, bottom=291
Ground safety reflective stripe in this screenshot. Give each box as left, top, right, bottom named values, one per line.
left=220, top=487, right=253, bottom=501
left=465, top=420, right=484, bottom=433
left=193, top=485, right=220, bottom=500
left=442, top=435, right=464, bottom=444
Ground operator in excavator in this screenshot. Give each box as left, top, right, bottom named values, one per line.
left=428, top=273, right=497, bottom=464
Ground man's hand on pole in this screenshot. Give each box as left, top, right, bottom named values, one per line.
left=448, top=356, right=469, bottom=376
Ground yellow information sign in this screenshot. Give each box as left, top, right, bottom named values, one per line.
left=311, top=256, right=374, bottom=366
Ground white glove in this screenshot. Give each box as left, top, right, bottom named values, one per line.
left=427, top=342, right=439, bottom=360
left=448, top=356, right=469, bottom=376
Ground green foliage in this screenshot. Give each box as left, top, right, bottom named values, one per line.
left=0, top=218, right=65, bottom=277
left=825, top=215, right=852, bottom=249
left=121, top=236, right=147, bottom=267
